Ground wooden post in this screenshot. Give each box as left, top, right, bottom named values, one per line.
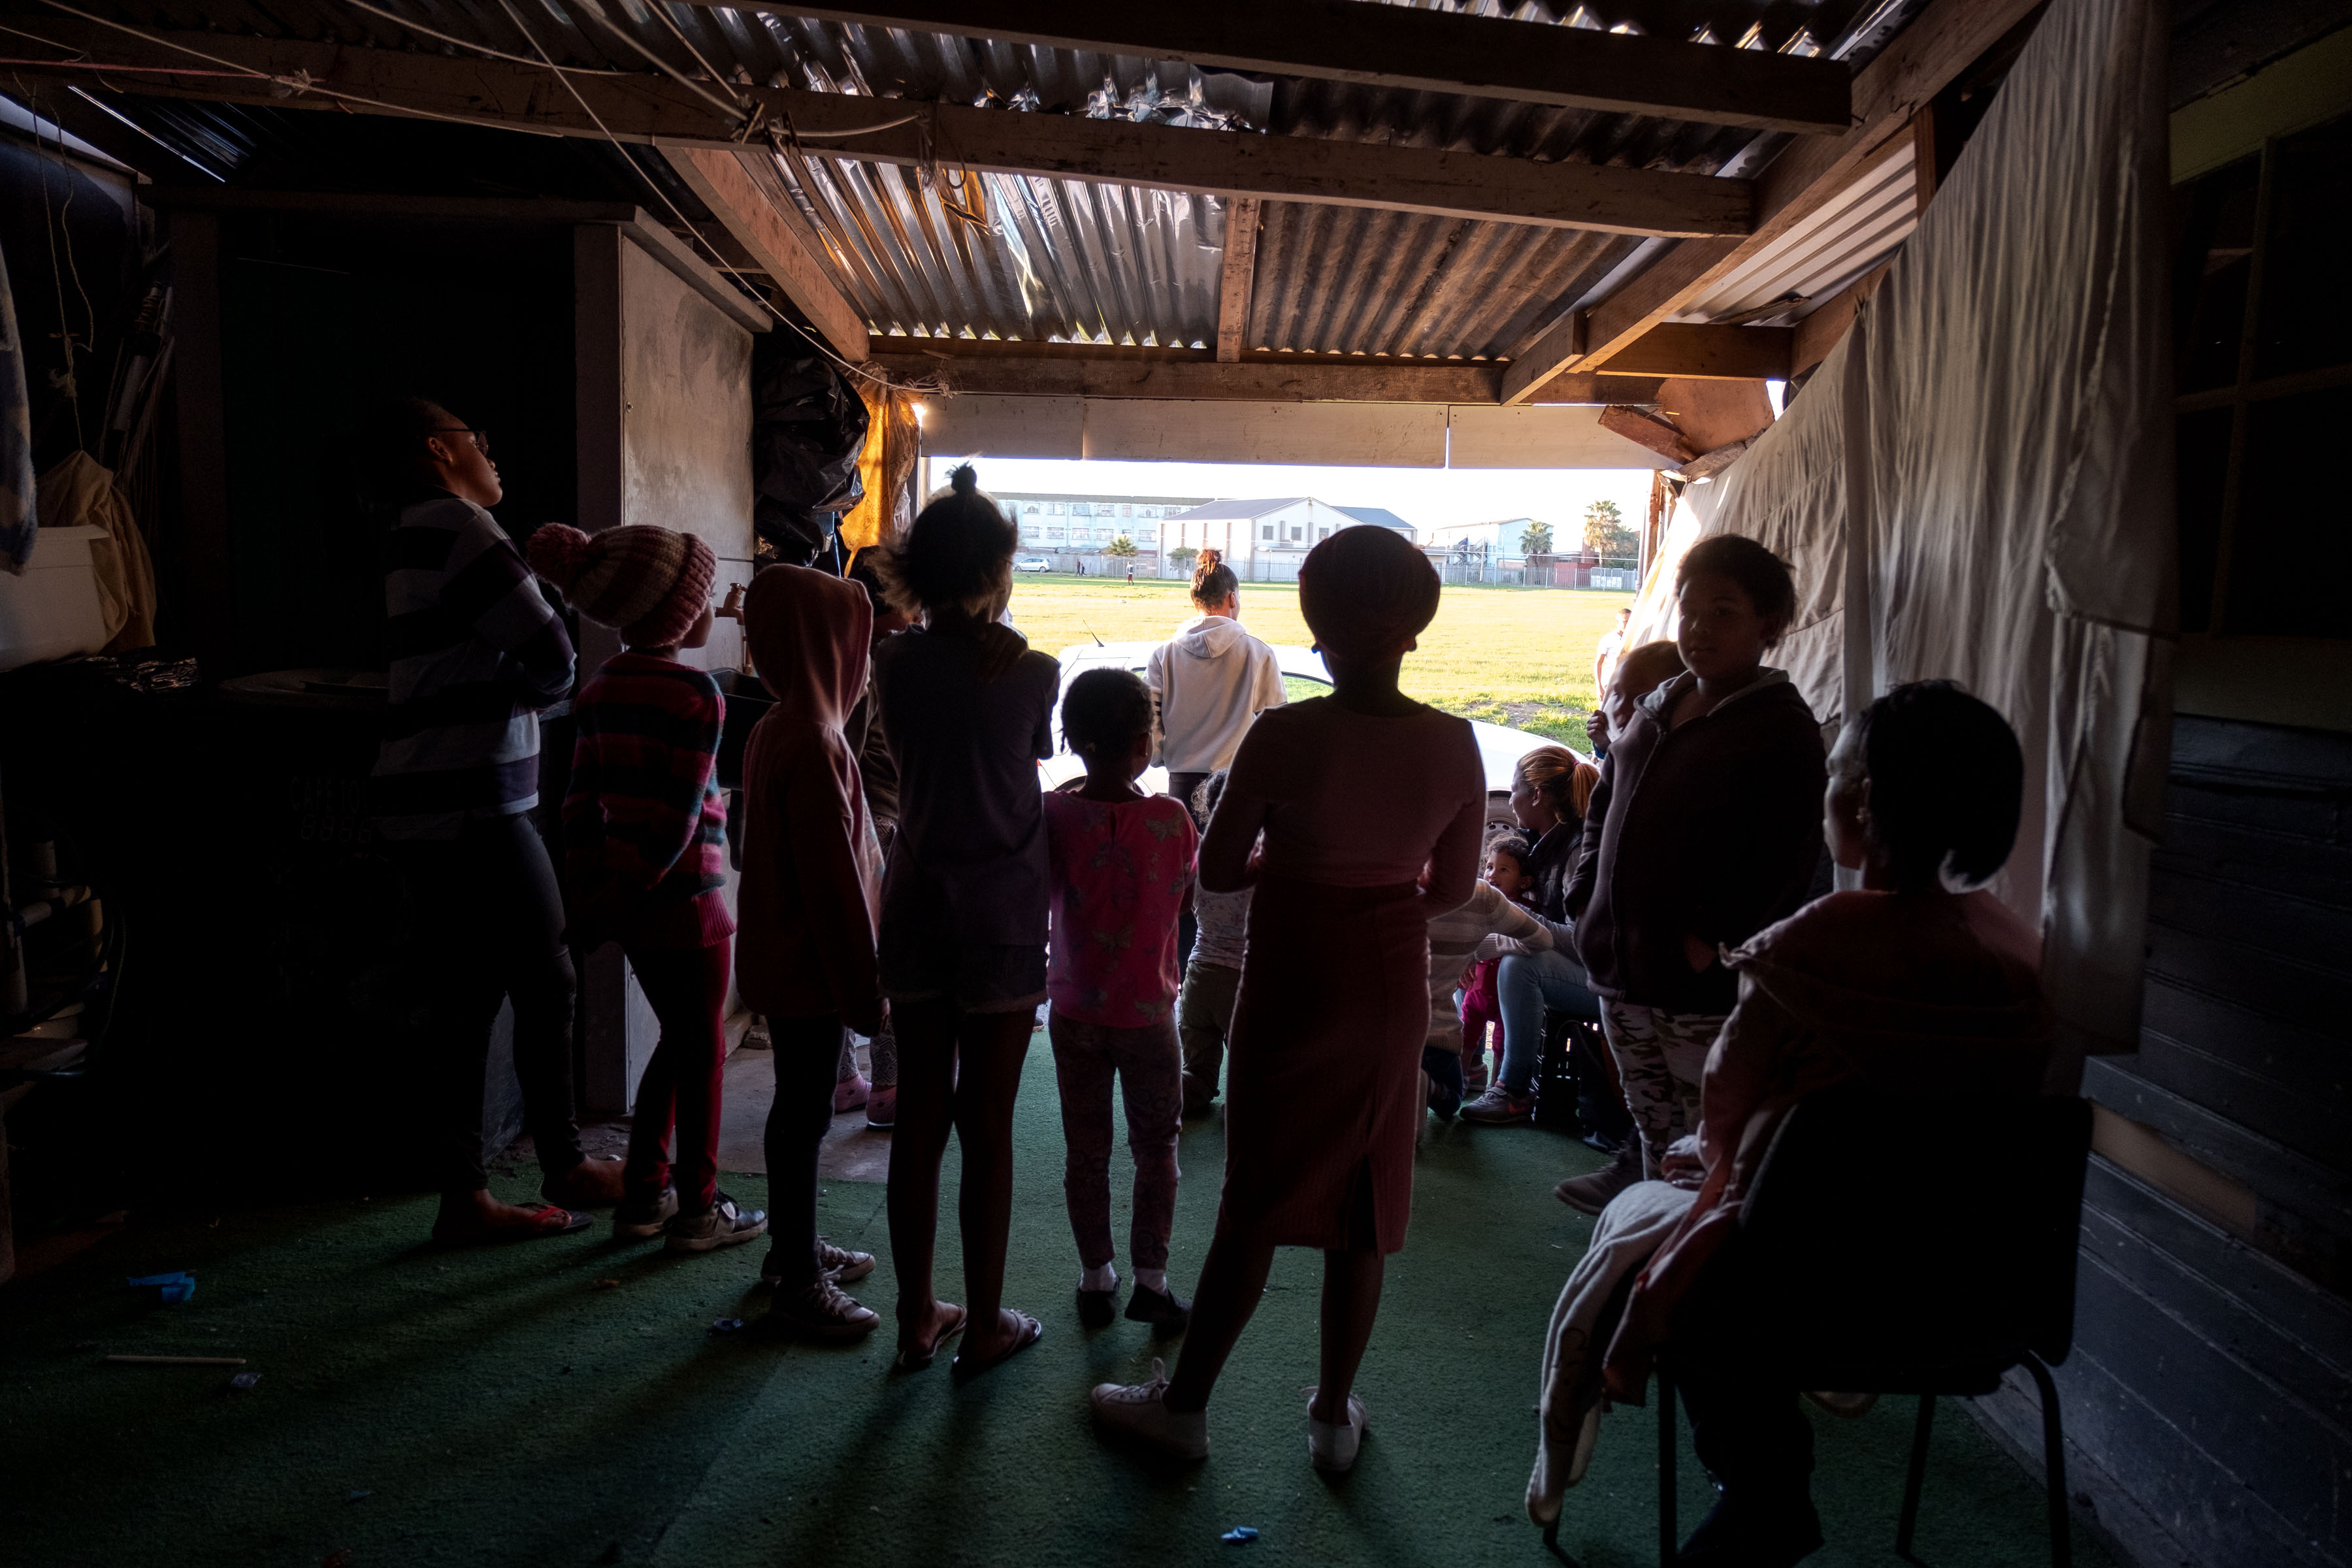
left=170, top=210, right=232, bottom=678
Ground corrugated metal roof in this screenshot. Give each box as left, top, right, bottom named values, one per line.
left=1674, top=130, right=1921, bottom=323
left=1171, top=497, right=1311, bottom=519
left=40, top=0, right=1935, bottom=359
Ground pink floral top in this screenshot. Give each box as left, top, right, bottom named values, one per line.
left=1042, top=792, right=1199, bottom=1026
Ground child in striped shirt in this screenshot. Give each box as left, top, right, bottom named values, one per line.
left=529, top=523, right=766, bottom=1256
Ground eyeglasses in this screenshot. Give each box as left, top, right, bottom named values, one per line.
left=432, top=427, right=489, bottom=457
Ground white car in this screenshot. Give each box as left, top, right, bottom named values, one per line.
left=1013, top=555, right=1054, bottom=574
left=1041, top=641, right=1580, bottom=816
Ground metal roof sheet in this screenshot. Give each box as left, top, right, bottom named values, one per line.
left=38, top=0, right=1934, bottom=361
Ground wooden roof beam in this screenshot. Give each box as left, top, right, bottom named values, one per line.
left=1499, top=0, right=2046, bottom=402
left=662, top=146, right=870, bottom=360
left=868, top=351, right=1663, bottom=406
left=1217, top=198, right=1262, bottom=365
left=693, top=0, right=1854, bottom=135
left=7, top=22, right=1750, bottom=239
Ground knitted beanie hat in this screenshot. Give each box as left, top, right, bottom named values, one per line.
left=527, top=523, right=715, bottom=649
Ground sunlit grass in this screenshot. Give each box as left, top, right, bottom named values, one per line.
left=1007, top=575, right=1633, bottom=738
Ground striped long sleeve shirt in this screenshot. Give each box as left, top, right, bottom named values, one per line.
left=372, top=495, right=574, bottom=840
left=561, top=652, right=734, bottom=951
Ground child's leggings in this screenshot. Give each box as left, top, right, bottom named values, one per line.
left=765, top=1012, right=849, bottom=1288
left=621, top=943, right=732, bottom=1214
left=1597, top=1000, right=1723, bottom=1177
left=1459, top=994, right=1502, bottom=1081
left=1048, top=1012, right=1182, bottom=1274
left=1177, top=958, right=1242, bottom=1115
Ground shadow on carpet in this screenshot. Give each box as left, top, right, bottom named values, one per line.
left=0, top=1047, right=2108, bottom=1568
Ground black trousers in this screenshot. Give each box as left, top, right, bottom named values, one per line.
left=393, top=813, right=583, bottom=1192
left=1671, top=1247, right=1816, bottom=1508
left=1167, top=770, right=1211, bottom=966
left=765, top=1012, right=848, bottom=1287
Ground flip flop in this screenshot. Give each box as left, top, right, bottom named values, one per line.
left=431, top=1204, right=591, bottom=1247
left=893, top=1303, right=969, bottom=1373
left=951, top=1309, right=1044, bottom=1382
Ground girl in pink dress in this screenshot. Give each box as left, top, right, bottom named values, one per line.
left=1090, top=526, right=1486, bottom=1473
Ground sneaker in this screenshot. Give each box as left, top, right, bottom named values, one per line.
left=665, top=1193, right=769, bottom=1253
left=759, top=1237, right=875, bottom=1287
left=765, top=1277, right=880, bottom=1340
left=819, top=1239, right=874, bottom=1283
left=1306, top=1388, right=1369, bottom=1473
left=1125, top=1282, right=1191, bottom=1334
left=1091, top=1358, right=1209, bottom=1460
left=864, top=1085, right=897, bottom=1129
left=1464, top=1063, right=1490, bottom=1094
left=613, top=1188, right=678, bottom=1239
left=1077, top=1282, right=1119, bottom=1328
left=1460, top=1085, right=1535, bottom=1125
left=833, top=1073, right=871, bottom=1115
left=1554, top=1141, right=1643, bottom=1215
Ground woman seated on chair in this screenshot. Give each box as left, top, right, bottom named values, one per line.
left=1528, top=679, right=2051, bottom=1567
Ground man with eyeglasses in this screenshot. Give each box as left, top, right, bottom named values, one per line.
left=368, top=397, right=624, bottom=1243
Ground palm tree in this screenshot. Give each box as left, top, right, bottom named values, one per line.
left=1105, top=534, right=1139, bottom=559
left=1519, top=519, right=1555, bottom=557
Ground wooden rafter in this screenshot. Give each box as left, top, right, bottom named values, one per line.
left=690, top=0, right=1854, bottom=135
left=1499, top=0, right=2046, bottom=402
left=1217, top=198, right=1262, bottom=365
left=867, top=351, right=1663, bottom=406
left=1601, top=323, right=1791, bottom=381
left=661, top=146, right=870, bottom=359
left=6, top=20, right=1752, bottom=239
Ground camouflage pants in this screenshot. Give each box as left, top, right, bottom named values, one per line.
left=1598, top=1002, right=1727, bottom=1177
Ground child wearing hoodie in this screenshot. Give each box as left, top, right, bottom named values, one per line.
left=528, top=523, right=766, bottom=1256
left=1147, top=549, right=1286, bottom=815
left=733, top=564, right=887, bottom=1337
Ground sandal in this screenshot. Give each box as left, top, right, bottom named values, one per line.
left=893, top=1303, right=969, bottom=1373
left=951, top=1309, right=1044, bottom=1382
left=431, top=1203, right=591, bottom=1247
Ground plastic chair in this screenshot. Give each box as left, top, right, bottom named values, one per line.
left=1648, top=1087, right=2091, bottom=1567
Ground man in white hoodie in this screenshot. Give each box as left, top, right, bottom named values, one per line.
left=1147, top=549, right=1287, bottom=819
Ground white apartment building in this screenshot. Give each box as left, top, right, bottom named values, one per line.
left=1157, top=498, right=1417, bottom=580
left=1422, top=517, right=1546, bottom=557
left=992, top=492, right=1211, bottom=555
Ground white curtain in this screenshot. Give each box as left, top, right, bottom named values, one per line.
left=1695, top=0, right=2176, bottom=1060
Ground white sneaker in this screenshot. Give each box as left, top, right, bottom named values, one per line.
left=1090, top=1358, right=1209, bottom=1460
left=1305, top=1388, right=1369, bottom=1473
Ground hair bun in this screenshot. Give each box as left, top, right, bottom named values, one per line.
left=1198, top=547, right=1222, bottom=568
left=949, top=464, right=979, bottom=496
left=526, top=523, right=592, bottom=590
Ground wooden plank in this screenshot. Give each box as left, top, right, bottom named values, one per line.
left=870, top=351, right=1664, bottom=405
left=1599, top=323, right=1791, bottom=380
left=1596, top=405, right=1698, bottom=464
left=2082, top=1058, right=2351, bottom=1245
left=5, top=20, right=1751, bottom=238
left=692, top=0, right=1854, bottom=134
left=1504, top=0, right=2046, bottom=400
left=1217, top=197, right=1261, bottom=365
left=1446, top=405, right=1673, bottom=470
left=661, top=147, right=865, bottom=357
left=1499, top=308, right=1586, bottom=408
left=146, top=189, right=641, bottom=222
left=1653, top=377, right=1776, bottom=451
left=1501, top=237, right=1741, bottom=402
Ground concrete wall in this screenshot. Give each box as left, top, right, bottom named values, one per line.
left=574, top=223, right=762, bottom=1113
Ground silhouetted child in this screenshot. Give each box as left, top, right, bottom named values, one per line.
left=528, top=523, right=766, bottom=1255
left=1177, top=770, right=1248, bottom=1117
left=1562, top=534, right=1827, bottom=1213
left=1045, top=668, right=1199, bottom=1333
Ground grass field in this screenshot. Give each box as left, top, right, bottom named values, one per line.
left=1008, top=575, right=1635, bottom=744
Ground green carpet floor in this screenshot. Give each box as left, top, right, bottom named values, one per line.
left=1, top=1046, right=2107, bottom=1568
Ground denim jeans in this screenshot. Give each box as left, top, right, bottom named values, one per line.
left=1495, top=946, right=1602, bottom=1096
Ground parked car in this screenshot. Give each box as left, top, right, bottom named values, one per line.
left=1041, top=641, right=1576, bottom=819
left=1013, top=555, right=1053, bottom=574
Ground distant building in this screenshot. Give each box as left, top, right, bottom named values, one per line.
left=1158, top=497, right=1417, bottom=580
left=992, top=492, right=1213, bottom=556
left=1422, top=517, right=1546, bottom=557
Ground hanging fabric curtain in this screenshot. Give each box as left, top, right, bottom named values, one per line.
left=0, top=239, right=35, bottom=573
left=1700, top=0, right=2175, bottom=1062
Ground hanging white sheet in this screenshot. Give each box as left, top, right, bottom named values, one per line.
left=1696, top=0, right=2176, bottom=1058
